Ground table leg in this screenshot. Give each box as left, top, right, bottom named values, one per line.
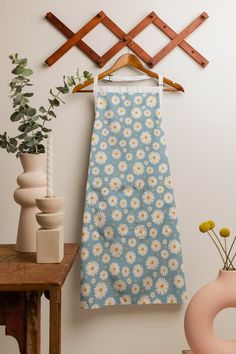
left=49, top=287, right=61, bottom=354
left=26, top=291, right=41, bottom=354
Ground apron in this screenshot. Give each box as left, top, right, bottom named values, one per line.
left=80, top=74, right=187, bottom=309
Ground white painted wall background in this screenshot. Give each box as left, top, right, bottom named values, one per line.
left=1, top=0, right=236, bottom=353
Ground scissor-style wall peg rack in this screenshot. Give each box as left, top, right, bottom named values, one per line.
left=45, top=10, right=209, bottom=68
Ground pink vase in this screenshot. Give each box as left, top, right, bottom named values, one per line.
left=14, top=153, right=47, bottom=252
left=184, top=270, right=236, bottom=354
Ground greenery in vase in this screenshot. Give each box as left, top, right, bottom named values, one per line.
left=0, top=53, right=92, bottom=156
left=199, top=220, right=236, bottom=270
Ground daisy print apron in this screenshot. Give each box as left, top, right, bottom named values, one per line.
left=80, top=74, right=187, bottom=309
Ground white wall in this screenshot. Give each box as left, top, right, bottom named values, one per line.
left=1, top=0, right=236, bottom=353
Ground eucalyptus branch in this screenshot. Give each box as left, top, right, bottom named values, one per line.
left=0, top=53, right=93, bottom=157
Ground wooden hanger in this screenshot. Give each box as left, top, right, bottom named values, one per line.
left=72, top=53, right=184, bottom=93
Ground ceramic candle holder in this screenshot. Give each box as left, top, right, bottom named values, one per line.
left=35, top=196, right=64, bottom=263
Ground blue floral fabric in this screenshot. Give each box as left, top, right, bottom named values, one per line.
left=80, top=84, right=187, bottom=309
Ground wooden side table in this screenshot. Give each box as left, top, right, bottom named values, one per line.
left=0, top=243, right=78, bottom=354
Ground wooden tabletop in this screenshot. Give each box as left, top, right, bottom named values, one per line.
left=0, top=243, right=79, bottom=291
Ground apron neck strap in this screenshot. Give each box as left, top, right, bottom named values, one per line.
left=158, top=74, right=163, bottom=114
left=93, top=75, right=99, bottom=109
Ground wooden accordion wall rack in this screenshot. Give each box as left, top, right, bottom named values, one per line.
left=45, top=10, right=209, bottom=68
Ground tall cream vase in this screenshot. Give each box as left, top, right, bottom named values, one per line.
left=14, top=153, right=47, bottom=252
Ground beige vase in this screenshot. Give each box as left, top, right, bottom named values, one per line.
left=14, top=153, right=47, bottom=252
left=184, top=270, right=236, bottom=354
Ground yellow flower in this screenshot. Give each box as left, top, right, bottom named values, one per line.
left=219, top=228, right=230, bottom=238
left=199, top=222, right=210, bottom=233
left=207, top=220, right=215, bottom=230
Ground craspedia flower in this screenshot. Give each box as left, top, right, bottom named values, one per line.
left=207, top=220, right=215, bottom=230
left=199, top=222, right=210, bottom=233
left=219, top=228, right=230, bottom=238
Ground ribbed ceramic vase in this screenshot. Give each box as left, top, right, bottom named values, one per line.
left=14, top=153, right=47, bottom=252
left=184, top=270, right=236, bottom=354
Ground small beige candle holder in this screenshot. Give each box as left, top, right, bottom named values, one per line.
left=35, top=196, right=64, bottom=263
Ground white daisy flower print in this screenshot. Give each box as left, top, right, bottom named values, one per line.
left=109, top=177, right=122, bottom=191
left=134, top=95, right=143, bottom=105
left=93, top=177, right=103, bottom=189
left=138, top=296, right=151, bottom=305
left=92, top=231, right=99, bottom=241
left=117, top=107, right=126, bottom=116
left=94, top=212, right=106, bottom=228
left=167, top=295, right=177, bottom=304
left=158, top=163, right=168, bottom=174
left=109, top=121, right=121, bottom=134
left=81, top=283, right=90, bottom=297
left=142, top=191, right=154, bottom=205
left=92, top=167, right=100, bottom=176
left=138, top=210, right=148, bottom=221
left=141, top=131, right=152, bottom=144
left=138, top=243, right=148, bottom=256
left=118, top=224, right=129, bottom=236
left=124, top=186, right=133, bottom=197
left=146, top=95, right=157, bottom=107
left=135, top=225, right=148, bottom=239
left=161, top=250, right=169, bottom=259
left=104, top=226, right=114, bottom=240
left=132, top=284, right=140, bottom=294
left=156, top=185, right=164, bottom=194
left=144, top=109, right=151, bottom=117
left=94, top=120, right=103, bottom=130
left=152, top=210, right=164, bottom=225
left=128, top=237, right=136, bottom=247
left=95, top=151, right=107, bottom=165
left=148, top=176, right=157, bottom=187
left=151, top=240, right=161, bottom=252
left=120, top=295, right=132, bottom=305
left=133, top=264, right=144, bottom=278
left=83, top=212, right=91, bottom=224
left=92, top=243, right=103, bottom=257
left=86, top=261, right=99, bottom=276
left=125, top=117, right=132, bottom=124
left=105, top=164, right=114, bottom=175
left=122, top=267, right=130, bottom=277
left=82, top=227, right=89, bottom=242
left=126, top=251, right=136, bottom=264
left=105, top=297, right=116, bottom=306
left=94, top=282, right=108, bottom=299
left=145, top=118, right=154, bottom=128
left=174, top=275, right=185, bottom=288
left=86, top=191, right=98, bottom=206
left=169, top=207, right=177, bottom=219
left=160, top=265, right=168, bottom=276
left=149, top=151, right=160, bottom=165
left=133, top=122, right=142, bottom=132
left=119, top=199, right=127, bottom=208
left=153, top=142, right=160, bottom=150
left=100, top=271, right=108, bottom=280
left=156, top=199, right=164, bottom=208
left=123, top=128, right=132, bottom=138
left=129, top=138, right=138, bottom=149
left=135, top=179, right=145, bottom=190
left=118, top=161, right=127, bottom=172
left=112, top=148, right=121, bottom=159
left=108, top=195, right=118, bottom=207
left=91, top=133, right=99, bottom=146
left=133, top=162, right=144, bottom=175
left=146, top=256, right=159, bottom=270
left=130, top=197, right=140, bottom=209
left=169, top=240, right=181, bottom=254
left=114, top=280, right=126, bottom=292
left=155, top=108, right=161, bottom=117
left=143, top=277, right=153, bottom=290
left=155, top=278, right=169, bottom=295
left=110, top=242, right=123, bottom=258
left=102, top=253, right=110, bottom=263
left=164, top=176, right=173, bottom=189
left=150, top=228, right=158, bottom=238
left=131, top=107, right=142, bottom=119
left=162, top=225, right=172, bottom=237
left=136, top=149, right=145, bottom=160
left=108, top=136, right=117, bottom=146
left=127, top=215, right=135, bottom=224
left=111, top=95, right=120, bottom=105
left=105, top=110, right=114, bottom=119
left=124, top=99, right=131, bottom=107
left=109, top=263, right=120, bottom=276
left=168, top=258, right=179, bottom=271
left=97, top=97, right=107, bottom=109
left=111, top=209, right=122, bottom=221
left=81, top=247, right=89, bottom=261
left=181, top=291, right=188, bottom=302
